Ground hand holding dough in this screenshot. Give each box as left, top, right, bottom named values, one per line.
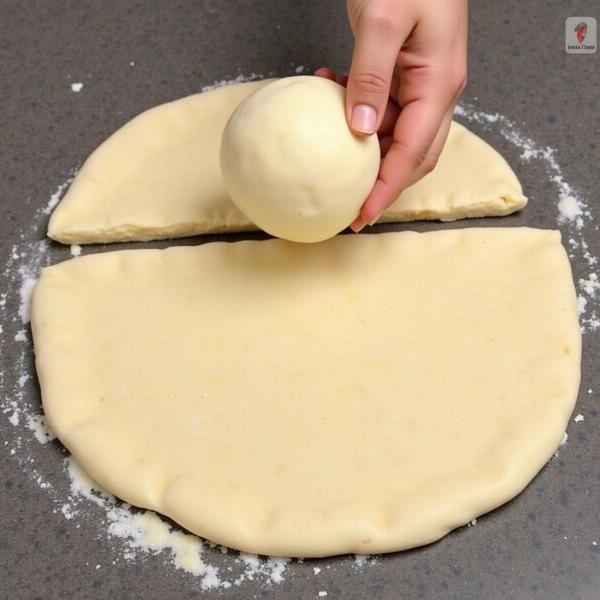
left=220, top=76, right=380, bottom=243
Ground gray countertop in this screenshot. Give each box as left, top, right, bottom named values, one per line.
left=1, top=1, right=599, bottom=598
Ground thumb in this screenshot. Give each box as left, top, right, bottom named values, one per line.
left=346, top=11, right=408, bottom=135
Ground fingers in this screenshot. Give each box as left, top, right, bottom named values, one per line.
left=314, top=67, right=337, bottom=82
left=315, top=66, right=401, bottom=164
left=351, top=92, right=451, bottom=231
left=314, top=68, right=350, bottom=89
left=345, top=7, right=412, bottom=135
left=377, top=99, right=400, bottom=137
left=321, top=0, right=468, bottom=235
left=418, top=106, right=454, bottom=180
left=348, top=3, right=467, bottom=231
left=378, top=135, right=393, bottom=157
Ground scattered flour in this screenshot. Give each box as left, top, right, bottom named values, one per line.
left=25, top=413, right=56, bottom=444
left=71, top=82, right=84, bottom=93
left=353, top=554, right=378, bottom=569
left=16, top=239, right=51, bottom=324
left=5, top=401, right=21, bottom=426
left=558, top=195, right=582, bottom=221
left=42, top=176, right=75, bottom=215
left=201, top=72, right=268, bottom=93
left=574, top=414, right=584, bottom=423
left=1, top=180, right=75, bottom=492
left=200, top=64, right=308, bottom=92
left=580, top=273, right=599, bottom=296
left=18, top=272, right=38, bottom=324
left=14, top=329, right=27, bottom=342
left=579, top=272, right=600, bottom=331
left=553, top=432, right=569, bottom=459
left=62, top=456, right=293, bottom=589
left=70, top=244, right=82, bottom=257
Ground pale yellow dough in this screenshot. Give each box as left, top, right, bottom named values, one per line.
left=32, top=228, right=580, bottom=557
left=220, top=76, right=380, bottom=243
left=49, top=80, right=271, bottom=243
left=48, top=81, right=527, bottom=244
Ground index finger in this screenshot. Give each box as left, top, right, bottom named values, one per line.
left=358, top=94, right=448, bottom=225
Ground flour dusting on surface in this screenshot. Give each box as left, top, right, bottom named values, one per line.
left=25, top=413, right=56, bottom=444
left=18, top=270, right=38, bottom=324
left=353, top=554, right=379, bottom=569
left=553, top=432, right=569, bottom=459
left=200, top=72, right=268, bottom=92
left=200, top=64, right=308, bottom=92
left=61, top=455, right=294, bottom=589
left=42, top=176, right=75, bottom=215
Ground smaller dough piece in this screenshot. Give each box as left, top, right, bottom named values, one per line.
left=48, top=81, right=271, bottom=243
left=48, top=80, right=527, bottom=245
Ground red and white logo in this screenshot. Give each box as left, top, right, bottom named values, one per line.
left=565, top=17, right=597, bottom=54
left=575, top=22, right=588, bottom=44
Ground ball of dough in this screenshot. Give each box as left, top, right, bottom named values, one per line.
left=220, top=76, right=380, bottom=243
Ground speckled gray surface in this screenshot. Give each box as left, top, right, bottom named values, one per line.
left=1, top=1, right=599, bottom=599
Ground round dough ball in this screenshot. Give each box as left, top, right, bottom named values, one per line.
left=220, top=76, right=380, bottom=243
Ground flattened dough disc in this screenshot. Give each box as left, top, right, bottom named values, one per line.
left=47, top=79, right=527, bottom=244
left=32, top=228, right=580, bottom=557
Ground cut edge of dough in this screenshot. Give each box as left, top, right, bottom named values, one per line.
left=380, top=193, right=528, bottom=224
left=47, top=220, right=260, bottom=245
left=48, top=190, right=527, bottom=244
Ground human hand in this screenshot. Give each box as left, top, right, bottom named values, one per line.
left=316, top=0, right=468, bottom=232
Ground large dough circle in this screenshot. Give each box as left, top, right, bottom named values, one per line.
left=32, top=229, right=580, bottom=557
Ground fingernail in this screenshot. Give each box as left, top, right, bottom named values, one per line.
left=351, top=104, right=377, bottom=135
left=368, top=212, right=382, bottom=226
left=350, top=217, right=366, bottom=233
